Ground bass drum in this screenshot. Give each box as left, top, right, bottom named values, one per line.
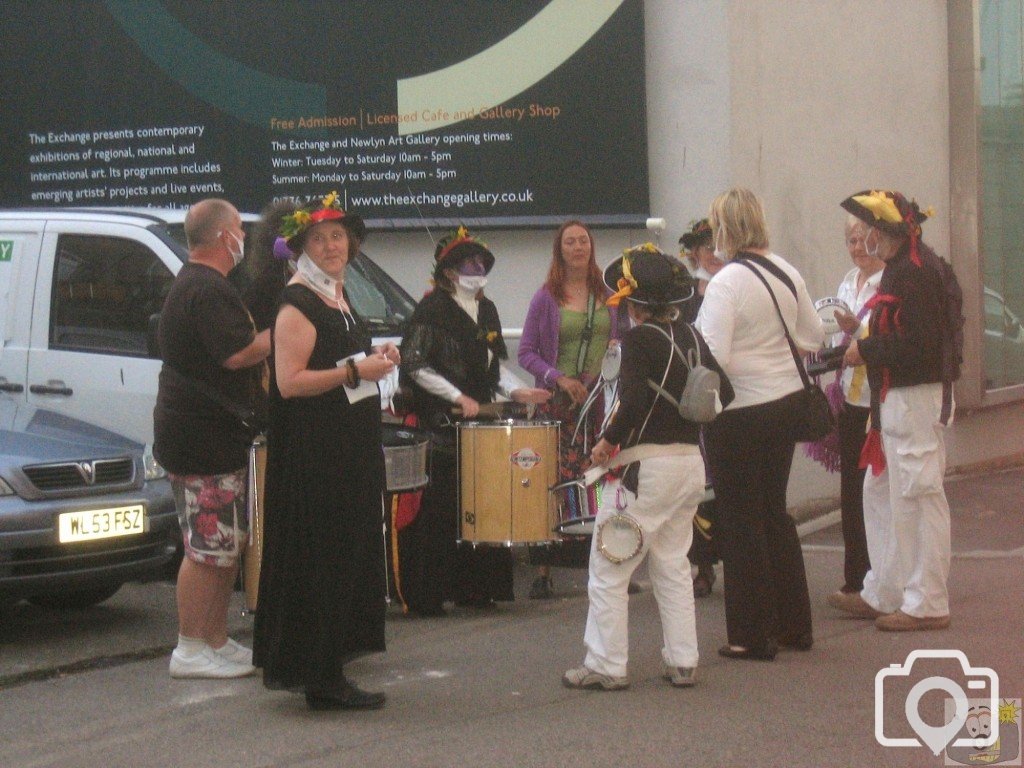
left=458, top=420, right=559, bottom=545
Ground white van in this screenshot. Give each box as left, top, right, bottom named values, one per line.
left=0, top=208, right=416, bottom=445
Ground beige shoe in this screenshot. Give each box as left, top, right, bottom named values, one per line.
left=826, top=590, right=884, bottom=619
left=662, top=664, right=697, bottom=688
left=561, top=665, right=629, bottom=691
left=875, top=610, right=951, bottom=632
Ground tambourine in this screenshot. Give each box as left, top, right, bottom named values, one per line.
left=813, top=297, right=853, bottom=336
left=600, top=343, right=622, bottom=382
left=596, top=512, right=644, bottom=564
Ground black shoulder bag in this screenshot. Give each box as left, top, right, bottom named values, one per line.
left=162, top=363, right=266, bottom=438
left=735, top=257, right=834, bottom=442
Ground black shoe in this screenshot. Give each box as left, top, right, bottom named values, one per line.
left=692, top=566, right=716, bottom=598
left=778, top=633, right=813, bottom=651
left=529, top=576, right=554, bottom=600
left=409, top=604, right=447, bottom=618
left=305, top=685, right=386, bottom=711
left=455, top=594, right=497, bottom=609
left=717, top=643, right=777, bottom=661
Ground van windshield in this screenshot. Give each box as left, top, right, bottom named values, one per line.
left=160, top=223, right=416, bottom=337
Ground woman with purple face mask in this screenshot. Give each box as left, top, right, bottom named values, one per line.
left=398, top=227, right=549, bottom=615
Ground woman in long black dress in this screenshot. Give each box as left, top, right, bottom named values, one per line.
left=253, top=193, right=399, bottom=710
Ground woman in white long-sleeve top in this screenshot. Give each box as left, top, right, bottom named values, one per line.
left=696, top=188, right=825, bottom=661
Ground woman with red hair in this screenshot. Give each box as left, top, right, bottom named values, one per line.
left=519, top=221, right=621, bottom=598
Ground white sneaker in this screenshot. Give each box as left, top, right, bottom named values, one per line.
left=169, top=646, right=255, bottom=679
left=561, top=665, right=629, bottom=691
left=211, top=638, right=253, bottom=666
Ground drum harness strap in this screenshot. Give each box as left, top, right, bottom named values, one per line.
left=581, top=443, right=701, bottom=487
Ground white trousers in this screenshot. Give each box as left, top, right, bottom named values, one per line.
left=861, top=383, right=952, bottom=617
left=583, top=453, right=706, bottom=678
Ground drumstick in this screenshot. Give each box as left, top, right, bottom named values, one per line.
left=450, top=402, right=525, bottom=418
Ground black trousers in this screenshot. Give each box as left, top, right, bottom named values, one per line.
left=704, top=392, right=812, bottom=649
left=838, top=403, right=871, bottom=592
left=397, top=447, right=514, bottom=612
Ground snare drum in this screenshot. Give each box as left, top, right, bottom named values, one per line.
left=458, top=420, right=559, bottom=545
left=381, top=423, right=430, bottom=492
left=551, top=476, right=624, bottom=537
left=243, top=436, right=266, bottom=614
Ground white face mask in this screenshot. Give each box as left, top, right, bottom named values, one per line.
left=222, top=230, right=245, bottom=267
left=457, top=275, right=488, bottom=293
left=864, top=228, right=881, bottom=259
left=296, top=252, right=344, bottom=302
left=690, top=266, right=714, bottom=282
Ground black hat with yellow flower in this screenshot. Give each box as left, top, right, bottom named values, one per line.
left=432, top=225, right=495, bottom=277
left=679, top=218, right=713, bottom=252
left=840, top=189, right=934, bottom=266
left=279, top=191, right=366, bottom=254
left=603, top=243, right=695, bottom=307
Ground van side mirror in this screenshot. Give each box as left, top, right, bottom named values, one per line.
left=147, top=313, right=161, bottom=359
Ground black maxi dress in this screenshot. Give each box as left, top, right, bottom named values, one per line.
left=253, top=284, right=386, bottom=694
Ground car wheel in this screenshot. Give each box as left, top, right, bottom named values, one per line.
left=27, top=584, right=123, bottom=610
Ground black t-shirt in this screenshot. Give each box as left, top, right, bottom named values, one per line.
left=153, top=262, right=261, bottom=475
left=603, top=317, right=733, bottom=448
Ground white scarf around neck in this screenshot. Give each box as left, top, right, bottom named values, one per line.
left=296, top=252, right=353, bottom=327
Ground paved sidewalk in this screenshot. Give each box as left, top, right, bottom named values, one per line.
left=1, top=468, right=1021, bottom=768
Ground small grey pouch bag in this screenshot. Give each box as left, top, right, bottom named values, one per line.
left=644, top=323, right=722, bottom=424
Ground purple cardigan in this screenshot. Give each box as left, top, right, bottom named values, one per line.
left=518, top=285, right=620, bottom=388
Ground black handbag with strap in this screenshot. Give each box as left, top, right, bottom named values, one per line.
left=161, top=363, right=267, bottom=437
left=735, top=254, right=834, bottom=442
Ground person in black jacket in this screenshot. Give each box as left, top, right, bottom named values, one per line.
left=835, top=189, right=954, bottom=632
left=678, top=217, right=725, bottom=598
left=562, top=244, right=733, bottom=691
left=397, top=227, right=548, bottom=615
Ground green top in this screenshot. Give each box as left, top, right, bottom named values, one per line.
left=556, top=304, right=611, bottom=378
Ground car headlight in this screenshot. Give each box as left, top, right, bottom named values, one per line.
left=143, top=444, right=167, bottom=481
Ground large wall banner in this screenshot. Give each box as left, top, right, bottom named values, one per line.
left=0, top=0, right=649, bottom=229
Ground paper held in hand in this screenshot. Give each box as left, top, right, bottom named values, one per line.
left=336, top=352, right=380, bottom=404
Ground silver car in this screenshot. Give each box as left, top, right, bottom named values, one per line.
left=0, top=395, right=177, bottom=610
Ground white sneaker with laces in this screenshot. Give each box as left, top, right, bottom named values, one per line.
left=169, top=646, right=255, bottom=679
left=211, top=638, right=253, bottom=666
left=561, top=665, right=629, bottom=691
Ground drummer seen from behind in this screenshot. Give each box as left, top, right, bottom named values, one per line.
left=562, top=244, right=733, bottom=692
left=397, top=226, right=549, bottom=616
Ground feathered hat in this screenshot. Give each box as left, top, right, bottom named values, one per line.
left=603, top=243, right=695, bottom=307
left=279, top=191, right=366, bottom=254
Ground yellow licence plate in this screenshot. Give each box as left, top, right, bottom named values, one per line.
left=58, top=505, right=146, bottom=543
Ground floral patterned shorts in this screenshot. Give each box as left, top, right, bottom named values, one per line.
left=170, top=469, right=248, bottom=568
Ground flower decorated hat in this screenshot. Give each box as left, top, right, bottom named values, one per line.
left=679, top=218, right=713, bottom=252
left=603, top=242, right=695, bottom=307
left=840, top=189, right=934, bottom=265
left=433, top=225, right=495, bottom=276
left=279, top=191, right=366, bottom=254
